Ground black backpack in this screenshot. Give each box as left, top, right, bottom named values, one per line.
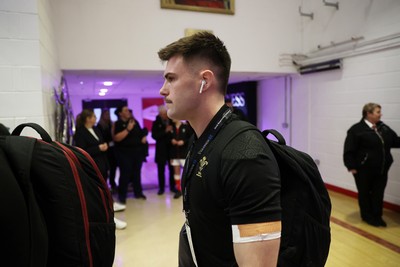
left=215, top=120, right=332, bottom=267
left=0, top=123, right=115, bottom=267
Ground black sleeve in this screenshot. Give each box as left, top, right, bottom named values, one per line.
left=74, top=129, right=101, bottom=157
left=134, top=120, right=145, bottom=138
left=151, top=119, right=167, bottom=140
left=343, top=127, right=358, bottom=170
left=387, top=125, right=400, bottom=148
left=220, top=131, right=281, bottom=225
left=114, top=121, right=125, bottom=135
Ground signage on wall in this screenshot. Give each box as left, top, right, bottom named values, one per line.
left=142, top=98, right=165, bottom=144
left=226, top=92, right=246, bottom=107
left=227, top=81, right=257, bottom=125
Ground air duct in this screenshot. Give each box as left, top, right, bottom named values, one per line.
left=299, top=59, right=342, bottom=74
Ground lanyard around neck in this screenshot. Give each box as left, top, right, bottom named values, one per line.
left=182, top=108, right=233, bottom=217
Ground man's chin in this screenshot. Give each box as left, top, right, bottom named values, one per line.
left=167, top=111, right=185, bottom=121
left=167, top=110, right=177, bottom=120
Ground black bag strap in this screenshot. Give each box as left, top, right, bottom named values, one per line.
left=263, top=129, right=286, bottom=145
left=213, top=120, right=257, bottom=151
left=12, top=123, right=52, bottom=143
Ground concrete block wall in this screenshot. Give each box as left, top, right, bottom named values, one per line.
left=0, top=0, right=61, bottom=137
left=38, top=0, right=61, bottom=136
left=258, top=48, right=400, bottom=205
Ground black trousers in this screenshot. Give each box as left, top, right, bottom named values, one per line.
left=353, top=168, right=388, bottom=221
left=157, top=160, right=175, bottom=192
left=115, top=148, right=144, bottom=203
left=108, top=146, right=118, bottom=188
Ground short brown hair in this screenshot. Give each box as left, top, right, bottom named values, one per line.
left=362, top=103, right=381, bottom=118
left=158, top=31, right=231, bottom=95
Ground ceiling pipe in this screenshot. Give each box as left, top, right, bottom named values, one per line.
left=323, top=0, right=339, bottom=10
left=299, top=6, right=313, bottom=20
left=317, top=36, right=364, bottom=51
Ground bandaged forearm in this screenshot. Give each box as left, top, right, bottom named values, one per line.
left=232, top=221, right=281, bottom=243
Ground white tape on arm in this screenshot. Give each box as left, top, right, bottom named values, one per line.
left=232, top=221, right=282, bottom=243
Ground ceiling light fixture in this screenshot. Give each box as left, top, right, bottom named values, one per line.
left=103, top=81, right=113, bottom=86
left=99, top=88, right=108, bottom=93
left=99, top=92, right=106, bottom=96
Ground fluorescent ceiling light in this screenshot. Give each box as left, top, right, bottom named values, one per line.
left=99, top=92, right=106, bottom=96
left=103, top=81, right=113, bottom=86
left=100, top=88, right=108, bottom=93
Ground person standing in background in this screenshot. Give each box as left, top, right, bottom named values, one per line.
left=74, top=109, right=109, bottom=181
left=74, top=109, right=127, bottom=229
left=97, top=108, right=118, bottom=192
left=113, top=105, right=148, bottom=203
left=169, top=119, right=192, bottom=199
left=152, top=105, right=177, bottom=195
left=344, top=103, right=400, bottom=227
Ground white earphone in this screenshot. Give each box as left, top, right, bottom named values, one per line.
left=199, top=80, right=206, bottom=94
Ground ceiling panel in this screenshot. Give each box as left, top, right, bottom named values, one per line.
left=63, top=70, right=284, bottom=97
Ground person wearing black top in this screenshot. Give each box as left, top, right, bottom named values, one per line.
left=169, top=119, right=192, bottom=199
left=97, top=108, right=118, bottom=191
left=158, top=32, right=281, bottom=267
left=344, top=103, right=400, bottom=227
left=151, top=105, right=176, bottom=195
left=74, top=109, right=109, bottom=180
left=113, top=106, right=147, bottom=203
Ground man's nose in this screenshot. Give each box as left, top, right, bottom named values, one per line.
left=160, top=81, right=168, bottom=96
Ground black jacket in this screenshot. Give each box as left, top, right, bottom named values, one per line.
left=74, top=126, right=109, bottom=175
left=344, top=119, right=400, bottom=174
left=151, top=115, right=172, bottom=163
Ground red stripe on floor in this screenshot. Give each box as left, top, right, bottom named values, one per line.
left=330, top=217, right=400, bottom=254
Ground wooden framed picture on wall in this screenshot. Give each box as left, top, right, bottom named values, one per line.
left=161, top=0, right=234, bottom=15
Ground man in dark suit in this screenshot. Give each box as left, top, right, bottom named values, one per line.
left=344, top=103, right=400, bottom=227
left=152, top=105, right=176, bottom=195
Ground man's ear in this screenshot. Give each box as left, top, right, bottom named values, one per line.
left=199, top=70, right=214, bottom=93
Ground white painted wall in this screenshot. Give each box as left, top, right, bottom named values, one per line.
left=258, top=0, right=400, bottom=205
left=301, top=0, right=400, bottom=54
left=0, top=0, right=61, bottom=137
left=39, top=0, right=62, bottom=136
left=51, top=0, right=299, bottom=74
left=300, top=50, right=400, bottom=205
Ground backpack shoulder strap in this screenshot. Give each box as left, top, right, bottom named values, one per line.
left=213, top=119, right=259, bottom=152
left=207, top=119, right=259, bottom=208
left=5, top=136, right=36, bottom=184
left=263, top=129, right=286, bottom=145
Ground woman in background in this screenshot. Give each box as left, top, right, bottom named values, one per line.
left=74, top=109, right=109, bottom=180
left=97, top=109, right=118, bottom=192
left=74, top=109, right=127, bottom=229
